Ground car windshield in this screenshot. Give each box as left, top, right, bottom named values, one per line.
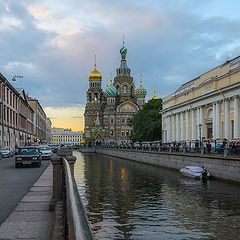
left=2, top=147, right=9, bottom=151
left=40, top=146, right=51, bottom=150
left=19, top=148, right=39, bottom=155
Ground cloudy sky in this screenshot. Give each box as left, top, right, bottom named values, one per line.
left=1, top=0, right=240, bottom=130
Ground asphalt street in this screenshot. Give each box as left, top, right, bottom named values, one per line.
left=0, top=157, right=50, bottom=225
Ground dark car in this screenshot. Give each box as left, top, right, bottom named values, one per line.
left=15, top=146, right=42, bottom=168
left=49, top=144, right=60, bottom=153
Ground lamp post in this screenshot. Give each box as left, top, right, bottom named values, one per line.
left=198, top=124, right=202, bottom=148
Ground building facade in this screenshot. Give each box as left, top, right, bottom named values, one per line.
left=84, top=41, right=147, bottom=145
left=51, top=128, right=83, bottom=145
left=162, top=56, right=240, bottom=143
left=46, top=117, right=52, bottom=144
left=0, top=72, right=48, bottom=148
left=28, top=98, right=47, bottom=143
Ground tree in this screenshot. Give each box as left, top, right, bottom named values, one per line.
left=130, top=98, right=162, bottom=142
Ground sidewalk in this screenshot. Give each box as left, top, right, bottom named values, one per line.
left=0, top=164, right=53, bottom=240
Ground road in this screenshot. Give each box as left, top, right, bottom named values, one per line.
left=0, top=157, right=50, bottom=225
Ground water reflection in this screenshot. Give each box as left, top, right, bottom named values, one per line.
left=74, top=152, right=240, bottom=240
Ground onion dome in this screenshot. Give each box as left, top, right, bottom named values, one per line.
left=88, top=64, right=102, bottom=80
left=151, top=88, right=158, bottom=100
left=105, top=79, right=117, bottom=96
left=120, top=46, right=127, bottom=55
left=135, top=80, right=147, bottom=96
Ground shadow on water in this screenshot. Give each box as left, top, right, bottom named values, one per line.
left=74, top=152, right=240, bottom=240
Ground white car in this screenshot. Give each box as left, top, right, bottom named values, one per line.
left=1, top=147, right=14, bottom=158
left=39, top=145, right=53, bottom=160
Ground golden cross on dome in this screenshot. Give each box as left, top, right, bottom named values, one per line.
left=94, top=54, right=97, bottom=68
left=140, top=73, right=143, bottom=86
left=123, top=35, right=125, bottom=47
left=110, top=73, right=112, bottom=84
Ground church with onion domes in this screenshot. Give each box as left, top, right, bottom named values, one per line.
left=84, top=40, right=148, bottom=145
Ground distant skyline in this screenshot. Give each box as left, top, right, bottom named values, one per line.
left=1, top=0, right=240, bottom=130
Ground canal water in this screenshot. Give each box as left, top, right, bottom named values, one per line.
left=74, top=152, right=240, bottom=240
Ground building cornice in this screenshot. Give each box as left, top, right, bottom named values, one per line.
left=162, top=81, right=240, bottom=114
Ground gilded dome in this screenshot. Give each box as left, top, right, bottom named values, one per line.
left=135, top=80, right=147, bottom=96
left=89, top=64, right=102, bottom=80
left=151, top=89, right=158, bottom=100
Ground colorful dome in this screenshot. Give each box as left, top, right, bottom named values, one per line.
left=135, top=80, right=147, bottom=96
left=105, top=80, right=117, bottom=96
left=120, top=46, right=127, bottom=55
left=89, top=64, right=102, bottom=80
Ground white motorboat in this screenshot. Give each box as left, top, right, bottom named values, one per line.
left=180, top=166, right=210, bottom=179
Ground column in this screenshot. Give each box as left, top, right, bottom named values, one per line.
left=215, top=101, right=220, bottom=139
left=176, top=113, right=179, bottom=141
left=212, top=103, right=216, bottom=139
left=185, top=110, right=189, bottom=141
left=199, top=106, right=203, bottom=138
left=224, top=99, right=229, bottom=139
left=171, top=114, right=175, bottom=141
left=180, top=112, right=184, bottom=141
left=234, top=96, right=239, bottom=138
left=196, top=108, right=199, bottom=139
left=191, top=109, right=195, bottom=140
left=167, top=116, right=171, bottom=142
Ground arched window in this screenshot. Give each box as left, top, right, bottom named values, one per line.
left=88, top=93, right=92, bottom=102
left=123, top=85, right=127, bottom=95
left=131, top=86, right=133, bottom=97
left=116, top=86, right=119, bottom=95
left=94, top=93, right=98, bottom=101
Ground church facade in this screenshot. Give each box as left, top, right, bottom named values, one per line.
left=84, top=42, right=147, bottom=145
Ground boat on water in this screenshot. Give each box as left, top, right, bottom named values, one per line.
left=180, top=166, right=210, bottom=179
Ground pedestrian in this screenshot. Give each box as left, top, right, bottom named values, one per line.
left=206, top=141, right=211, bottom=154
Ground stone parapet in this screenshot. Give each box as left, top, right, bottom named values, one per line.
left=96, top=148, right=240, bottom=183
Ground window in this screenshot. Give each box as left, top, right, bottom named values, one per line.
left=123, top=85, right=127, bottom=95
left=110, top=130, right=114, bottom=136
left=231, top=120, right=234, bottom=139
left=126, top=130, right=129, bottom=136
left=121, top=130, right=125, bottom=136
left=110, top=119, right=114, bottom=124
left=122, top=118, right=125, bottom=123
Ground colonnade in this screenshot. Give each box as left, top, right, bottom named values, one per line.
left=164, top=96, right=239, bottom=142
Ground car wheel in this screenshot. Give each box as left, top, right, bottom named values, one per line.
left=15, top=164, right=19, bottom=168
left=37, top=162, right=41, bottom=168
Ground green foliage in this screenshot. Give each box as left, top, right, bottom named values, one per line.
left=130, top=98, right=162, bottom=142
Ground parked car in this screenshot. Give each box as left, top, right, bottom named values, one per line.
left=39, top=145, right=53, bottom=160
left=49, top=144, right=60, bottom=153
left=15, top=146, right=42, bottom=168
left=1, top=147, right=14, bottom=158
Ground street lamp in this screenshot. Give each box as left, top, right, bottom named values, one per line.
left=198, top=124, right=202, bottom=148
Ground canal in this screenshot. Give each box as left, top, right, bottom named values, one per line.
left=74, top=151, right=240, bottom=240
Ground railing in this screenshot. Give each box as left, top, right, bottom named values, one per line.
left=50, top=148, right=95, bottom=240
left=99, top=145, right=240, bottom=157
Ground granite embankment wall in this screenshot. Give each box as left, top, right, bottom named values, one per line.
left=96, top=148, right=240, bottom=183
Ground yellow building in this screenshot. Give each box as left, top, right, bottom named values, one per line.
left=162, top=55, right=240, bottom=143
left=51, top=128, right=83, bottom=145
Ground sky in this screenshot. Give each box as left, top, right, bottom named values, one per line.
left=1, top=0, right=240, bottom=131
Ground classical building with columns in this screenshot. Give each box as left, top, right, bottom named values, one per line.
left=162, top=55, right=240, bottom=143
